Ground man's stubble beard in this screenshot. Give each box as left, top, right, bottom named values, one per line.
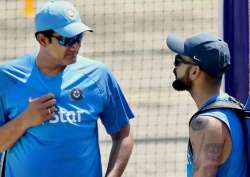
left=172, top=66, right=192, bottom=91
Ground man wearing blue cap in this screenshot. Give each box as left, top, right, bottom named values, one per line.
left=167, top=32, right=247, bottom=177
left=0, top=1, right=134, bottom=177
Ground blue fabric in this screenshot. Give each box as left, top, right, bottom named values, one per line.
left=187, top=93, right=247, bottom=177
left=0, top=54, right=134, bottom=177
left=224, top=0, right=249, bottom=103
left=167, top=32, right=230, bottom=77
left=35, top=1, right=92, bottom=37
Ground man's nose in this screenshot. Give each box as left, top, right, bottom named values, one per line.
left=69, top=42, right=81, bottom=51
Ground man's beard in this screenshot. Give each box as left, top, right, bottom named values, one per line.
left=172, top=67, right=192, bottom=91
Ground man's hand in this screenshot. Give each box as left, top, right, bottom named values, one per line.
left=21, top=93, right=57, bottom=128
left=0, top=93, right=57, bottom=151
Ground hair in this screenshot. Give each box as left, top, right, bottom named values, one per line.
left=35, top=30, right=55, bottom=43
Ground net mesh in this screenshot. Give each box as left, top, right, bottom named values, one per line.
left=0, top=0, right=219, bottom=176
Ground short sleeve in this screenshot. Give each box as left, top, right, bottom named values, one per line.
left=0, top=67, right=14, bottom=126
left=99, top=68, right=134, bottom=135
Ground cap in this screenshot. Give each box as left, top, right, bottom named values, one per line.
left=166, top=32, right=231, bottom=77
left=35, top=0, right=93, bottom=37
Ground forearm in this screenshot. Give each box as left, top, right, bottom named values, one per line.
left=0, top=114, right=29, bottom=152
left=105, top=132, right=133, bottom=177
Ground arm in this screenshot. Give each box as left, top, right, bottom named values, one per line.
left=190, top=115, right=232, bottom=177
left=105, top=124, right=134, bottom=177
left=0, top=93, right=56, bottom=152
left=0, top=114, right=31, bottom=152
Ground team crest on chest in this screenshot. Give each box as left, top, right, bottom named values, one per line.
left=70, top=88, right=84, bottom=101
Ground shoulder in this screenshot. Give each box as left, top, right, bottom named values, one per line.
left=0, top=54, right=34, bottom=92
left=72, top=56, right=111, bottom=75
left=0, top=53, right=34, bottom=73
left=190, top=115, right=228, bottom=133
left=196, top=108, right=240, bottom=130
left=190, top=115, right=230, bottom=144
left=72, top=56, right=116, bottom=82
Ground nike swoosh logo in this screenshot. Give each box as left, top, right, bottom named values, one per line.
left=193, top=56, right=200, bottom=61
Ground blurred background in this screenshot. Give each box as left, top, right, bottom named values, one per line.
left=0, top=0, right=220, bottom=176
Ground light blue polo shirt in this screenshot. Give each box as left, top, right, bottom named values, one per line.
left=0, top=53, right=134, bottom=177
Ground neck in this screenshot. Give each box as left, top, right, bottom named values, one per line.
left=36, top=52, right=65, bottom=76
left=189, top=83, right=220, bottom=108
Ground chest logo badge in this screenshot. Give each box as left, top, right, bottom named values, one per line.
left=70, top=88, right=83, bottom=101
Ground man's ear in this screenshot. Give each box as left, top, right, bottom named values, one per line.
left=36, top=33, right=49, bottom=47
left=189, top=65, right=200, bottom=80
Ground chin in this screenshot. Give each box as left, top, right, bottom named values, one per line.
left=172, top=79, right=191, bottom=91
left=64, top=56, right=77, bottom=65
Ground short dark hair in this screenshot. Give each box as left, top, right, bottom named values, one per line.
left=35, top=30, right=55, bottom=43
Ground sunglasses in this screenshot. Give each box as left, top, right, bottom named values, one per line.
left=51, top=33, right=84, bottom=47
left=174, top=55, right=196, bottom=66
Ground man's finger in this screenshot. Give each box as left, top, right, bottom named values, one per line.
left=41, top=99, right=56, bottom=109
left=29, top=93, right=55, bottom=103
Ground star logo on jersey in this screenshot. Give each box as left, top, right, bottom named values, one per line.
left=70, top=88, right=84, bottom=101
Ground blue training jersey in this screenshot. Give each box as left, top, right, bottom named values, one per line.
left=0, top=53, right=134, bottom=177
left=187, top=93, right=247, bottom=177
